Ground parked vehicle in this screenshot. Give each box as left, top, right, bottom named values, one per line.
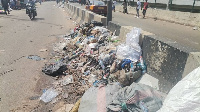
left=85, top=0, right=107, bottom=16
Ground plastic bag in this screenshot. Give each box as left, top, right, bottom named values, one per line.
left=126, top=27, right=141, bottom=45
left=88, top=43, right=98, bottom=49
left=93, top=26, right=108, bottom=33
left=158, top=67, right=200, bottom=112
left=59, top=75, right=74, bottom=86
left=116, top=44, right=141, bottom=62
left=40, top=88, right=59, bottom=103
left=107, top=83, right=166, bottom=112
left=116, top=27, right=141, bottom=62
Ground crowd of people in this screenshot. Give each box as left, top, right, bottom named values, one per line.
left=0, top=0, right=43, bottom=15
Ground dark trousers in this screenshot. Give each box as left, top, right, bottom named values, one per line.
left=136, top=9, right=139, bottom=17
left=143, top=9, right=147, bottom=17
left=3, top=6, right=9, bottom=14
left=123, top=8, right=128, bottom=14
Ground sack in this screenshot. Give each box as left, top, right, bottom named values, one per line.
left=158, top=67, right=200, bottom=112
left=107, top=83, right=166, bottom=112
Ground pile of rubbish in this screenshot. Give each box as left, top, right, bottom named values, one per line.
left=39, top=21, right=165, bottom=111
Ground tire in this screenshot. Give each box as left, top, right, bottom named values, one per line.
left=31, top=12, right=34, bottom=20
left=29, top=12, right=32, bottom=19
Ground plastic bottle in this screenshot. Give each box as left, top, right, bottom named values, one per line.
left=130, top=62, right=135, bottom=72
left=139, top=56, right=147, bottom=74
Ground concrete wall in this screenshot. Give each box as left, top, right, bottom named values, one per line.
left=65, top=3, right=107, bottom=26
left=115, top=5, right=200, bottom=27
left=143, top=35, right=194, bottom=93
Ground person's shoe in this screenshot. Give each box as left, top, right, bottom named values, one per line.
left=137, top=16, right=139, bottom=18
left=8, top=12, right=10, bottom=14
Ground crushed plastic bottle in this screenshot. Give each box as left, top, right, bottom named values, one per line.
left=130, top=62, right=135, bottom=72
left=139, top=56, right=147, bottom=74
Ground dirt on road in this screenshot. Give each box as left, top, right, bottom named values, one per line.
left=0, top=2, right=75, bottom=111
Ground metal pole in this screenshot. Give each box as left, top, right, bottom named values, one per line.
left=191, top=0, right=196, bottom=12
left=107, top=0, right=112, bottom=25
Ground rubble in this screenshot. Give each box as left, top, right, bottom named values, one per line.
left=40, top=21, right=152, bottom=111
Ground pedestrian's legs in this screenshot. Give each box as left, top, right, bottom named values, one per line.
left=136, top=9, right=139, bottom=17
left=7, top=8, right=10, bottom=14
left=4, top=6, right=9, bottom=15
left=125, top=8, right=127, bottom=14
left=4, top=7, right=7, bottom=15
left=143, top=9, right=146, bottom=18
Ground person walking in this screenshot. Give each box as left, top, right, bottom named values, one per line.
left=39, top=0, right=42, bottom=5
left=112, top=1, right=116, bottom=12
left=1, top=0, right=10, bottom=15
left=122, top=1, right=128, bottom=14
left=142, top=0, right=148, bottom=18
left=135, top=0, right=141, bottom=18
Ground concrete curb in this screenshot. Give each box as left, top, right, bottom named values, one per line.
left=66, top=3, right=107, bottom=26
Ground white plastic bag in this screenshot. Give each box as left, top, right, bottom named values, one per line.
left=59, top=75, right=74, bottom=86
left=116, top=44, right=141, bottom=62
left=93, top=26, right=108, bottom=33
left=116, top=27, right=141, bottom=62
left=40, top=88, right=59, bottom=103
left=126, top=27, right=141, bottom=45
left=158, top=67, right=200, bottom=112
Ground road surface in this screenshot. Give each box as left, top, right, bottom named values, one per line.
left=0, top=2, right=74, bottom=111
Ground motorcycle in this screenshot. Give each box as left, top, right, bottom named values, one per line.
left=26, top=3, right=37, bottom=20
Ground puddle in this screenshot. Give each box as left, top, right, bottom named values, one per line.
left=27, top=55, right=45, bottom=61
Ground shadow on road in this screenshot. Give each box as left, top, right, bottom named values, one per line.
left=32, top=18, right=45, bottom=21
left=0, top=14, right=15, bottom=16
left=0, top=15, right=30, bottom=21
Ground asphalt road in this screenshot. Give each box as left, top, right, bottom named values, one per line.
left=71, top=3, right=200, bottom=51
left=0, top=2, right=74, bottom=111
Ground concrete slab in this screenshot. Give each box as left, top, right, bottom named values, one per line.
left=137, top=73, right=159, bottom=91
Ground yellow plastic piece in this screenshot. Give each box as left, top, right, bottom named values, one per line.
left=70, top=99, right=81, bottom=112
